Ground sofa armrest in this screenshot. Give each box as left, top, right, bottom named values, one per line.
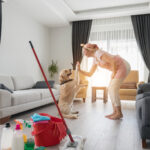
left=0, top=89, right=11, bottom=109
left=53, top=84, right=60, bottom=90
left=136, top=97, right=150, bottom=126
left=136, top=92, right=150, bottom=101
left=137, top=83, right=150, bottom=94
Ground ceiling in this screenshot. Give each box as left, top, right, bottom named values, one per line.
left=9, top=0, right=150, bottom=27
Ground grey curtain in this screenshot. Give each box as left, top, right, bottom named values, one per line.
left=72, top=20, right=92, bottom=69
left=131, top=14, right=150, bottom=82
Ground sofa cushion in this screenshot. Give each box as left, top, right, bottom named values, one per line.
left=0, top=84, right=13, bottom=93
left=12, top=90, right=41, bottom=105
left=41, top=89, right=60, bottom=99
left=0, top=75, right=14, bottom=91
left=120, top=82, right=136, bottom=89
left=119, top=89, right=137, bottom=96
left=12, top=76, right=35, bottom=90
left=33, top=81, right=55, bottom=89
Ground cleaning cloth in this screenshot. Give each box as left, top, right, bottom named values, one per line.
left=31, top=113, right=50, bottom=122
left=35, top=146, right=46, bottom=150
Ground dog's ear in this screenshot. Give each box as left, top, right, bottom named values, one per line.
left=59, top=70, right=66, bottom=84
left=59, top=74, right=64, bottom=84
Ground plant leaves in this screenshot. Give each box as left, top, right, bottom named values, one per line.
left=48, top=60, right=58, bottom=78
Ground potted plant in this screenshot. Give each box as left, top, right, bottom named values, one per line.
left=48, top=60, right=58, bottom=79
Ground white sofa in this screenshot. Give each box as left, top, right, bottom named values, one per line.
left=0, top=75, right=60, bottom=123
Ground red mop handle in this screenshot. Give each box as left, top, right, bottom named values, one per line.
left=29, top=41, right=74, bottom=143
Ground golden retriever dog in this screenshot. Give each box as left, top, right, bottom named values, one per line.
left=58, top=68, right=85, bottom=119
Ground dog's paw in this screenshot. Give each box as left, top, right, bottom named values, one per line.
left=72, top=114, right=78, bottom=119
left=71, top=111, right=79, bottom=114
left=70, top=114, right=79, bottom=119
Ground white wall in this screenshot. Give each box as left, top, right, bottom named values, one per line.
left=48, top=25, right=73, bottom=82
left=0, top=1, right=51, bottom=82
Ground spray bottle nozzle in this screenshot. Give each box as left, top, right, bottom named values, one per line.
left=5, top=122, right=10, bottom=128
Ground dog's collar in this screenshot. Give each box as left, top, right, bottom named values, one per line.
left=60, top=79, right=73, bottom=85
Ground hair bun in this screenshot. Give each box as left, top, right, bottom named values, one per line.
left=93, top=44, right=97, bottom=48
left=80, top=43, right=85, bottom=47
left=86, top=43, right=99, bottom=50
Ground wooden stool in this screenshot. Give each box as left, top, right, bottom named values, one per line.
left=92, top=86, right=108, bottom=103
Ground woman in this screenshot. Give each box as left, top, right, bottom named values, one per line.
left=77, top=43, right=131, bottom=120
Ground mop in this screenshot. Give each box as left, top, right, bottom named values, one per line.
left=29, top=41, right=85, bottom=150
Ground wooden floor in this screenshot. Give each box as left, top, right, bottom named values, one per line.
left=0, top=99, right=149, bottom=150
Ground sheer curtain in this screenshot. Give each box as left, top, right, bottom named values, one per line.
left=81, top=16, right=147, bottom=98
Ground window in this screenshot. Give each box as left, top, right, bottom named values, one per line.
left=82, top=16, right=146, bottom=90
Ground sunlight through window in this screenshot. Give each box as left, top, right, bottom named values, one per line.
left=83, top=17, right=145, bottom=89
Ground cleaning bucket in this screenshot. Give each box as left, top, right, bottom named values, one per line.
left=32, top=113, right=66, bottom=147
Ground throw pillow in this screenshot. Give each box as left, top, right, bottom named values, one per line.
left=33, top=81, right=55, bottom=89
left=0, top=83, right=13, bottom=93
left=137, top=83, right=150, bottom=94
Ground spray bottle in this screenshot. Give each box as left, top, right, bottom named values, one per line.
left=0, top=122, right=13, bottom=150
left=12, top=124, right=24, bottom=150
left=24, top=121, right=35, bottom=150
left=14, top=119, right=34, bottom=150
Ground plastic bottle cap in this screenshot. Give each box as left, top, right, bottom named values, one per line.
left=15, top=124, right=21, bottom=130
left=5, top=122, right=10, bottom=128
left=28, top=124, right=32, bottom=128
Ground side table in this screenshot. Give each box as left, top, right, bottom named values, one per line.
left=92, top=86, right=108, bottom=103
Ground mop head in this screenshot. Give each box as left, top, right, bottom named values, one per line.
left=59, top=135, right=86, bottom=150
